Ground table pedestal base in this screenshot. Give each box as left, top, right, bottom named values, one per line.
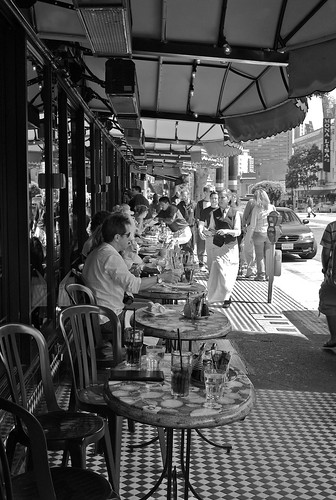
left=138, top=428, right=210, bottom=500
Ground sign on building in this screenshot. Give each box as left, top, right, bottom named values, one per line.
left=323, top=118, right=331, bottom=172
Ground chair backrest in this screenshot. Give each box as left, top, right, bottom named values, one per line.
left=59, top=305, right=122, bottom=391
left=65, top=283, right=97, bottom=306
left=0, top=324, right=61, bottom=413
left=0, top=397, right=57, bottom=499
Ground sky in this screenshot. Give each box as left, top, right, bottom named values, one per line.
left=304, top=89, right=336, bottom=129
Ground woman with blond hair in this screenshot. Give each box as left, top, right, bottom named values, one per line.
left=249, top=188, right=275, bottom=281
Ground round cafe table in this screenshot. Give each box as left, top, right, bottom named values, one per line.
left=135, top=281, right=206, bottom=303
left=104, top=355, right=256, bottom=499
left=134, top=303, right=231, bottom=341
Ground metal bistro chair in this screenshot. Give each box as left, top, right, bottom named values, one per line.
left=64, top=287, right=122, bottom=370
left=0, top=397, right=119, bottom=500
left=59, top=304, right=125, bottom=491
left=65, top=283, right=97, bottom=307
left=0, top=323, right=118, bottom=493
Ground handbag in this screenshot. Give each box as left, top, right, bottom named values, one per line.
left=213, top=234, right=225, bottom=247
left=213, top=233, right=236, bottom=247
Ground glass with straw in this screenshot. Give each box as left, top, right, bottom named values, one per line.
left=203, top=350, right=231, bottom=408
left=170, top=329, right=192, bottom=397
left=124, top=309, right=144, bottom=368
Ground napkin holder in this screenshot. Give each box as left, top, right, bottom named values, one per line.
left=109, top=369, right=164, bottom=382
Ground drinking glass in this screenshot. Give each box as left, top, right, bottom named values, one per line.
left=124, top=328, right=144, bottom=368
left=184, top=267, right=194, bottom=282
left=171, top=351, right=193, bottom=397
left=146, top=345, right=165, bottom=371
left=203, top=368, right=226, bottom=408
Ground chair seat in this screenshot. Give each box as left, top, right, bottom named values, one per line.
left=36, top=411, right=105, bottom=442
left=12, top=467, right=119, bottom=500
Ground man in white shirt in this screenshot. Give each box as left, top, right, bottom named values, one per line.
left=83, top=212, right=179, bottom=327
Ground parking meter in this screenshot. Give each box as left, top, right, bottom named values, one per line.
left=266, top=211, right=282, bottom=303
left=267, top=211, right=282, bottom=243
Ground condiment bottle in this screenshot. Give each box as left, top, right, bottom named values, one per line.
left=201, top=293, right=209, bottom=316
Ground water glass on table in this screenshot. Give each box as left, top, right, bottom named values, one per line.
left=203, top=368, right=227, bottom=408
left=124, top=327, right=144, bottom=368
left=171, top=351, right=193, bottom=397
left=146, top=345, right=165, bottom=371
left=184, top=267, right=194, bottom=282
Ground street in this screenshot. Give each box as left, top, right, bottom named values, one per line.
left=275, top=212, right=336, bottom=310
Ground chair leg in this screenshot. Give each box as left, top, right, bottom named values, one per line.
left=128, top=418, right=135, bottom=433
left=158, top=428, right=166, bottom=466
left=5, top=430, right=20, bottom=470
left=68, top=442, right=86, bottom=468
left=108, top=414, right=123, bottom=494
left=102, top=421, right=119, bottom=494
left=61, top=449, right=70, bottom=467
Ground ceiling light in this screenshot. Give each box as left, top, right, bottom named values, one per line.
left=223, top=43, right=231, bottom=55
left=221, top=36, right=232, bottom=55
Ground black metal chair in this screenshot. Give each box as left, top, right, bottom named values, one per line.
left=0, top=323, right=118, bottom=493
left=0, top=397, right=119, bottom=500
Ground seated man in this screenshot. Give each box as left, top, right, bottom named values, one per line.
left=147, top=196, right=192, bottom=247
left=82, top=212, right=179, bottom=333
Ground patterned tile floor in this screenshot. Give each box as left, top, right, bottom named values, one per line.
left=46, top=274, right=336, bottom=499
left=49, top=384, right=336, bottom=499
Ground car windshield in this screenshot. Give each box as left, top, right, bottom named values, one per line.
left=278, top=210, right=301, bottom=224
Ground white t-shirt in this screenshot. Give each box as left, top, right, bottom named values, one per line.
left=82, top=242, right=141, bottom=317
left=250, top=204, right=275, bottom=234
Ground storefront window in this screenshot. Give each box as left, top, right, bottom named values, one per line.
left=28, top=56, right=47, bottom=326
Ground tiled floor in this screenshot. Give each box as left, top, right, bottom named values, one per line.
left=49, top=387, right=336, bottom=499
left=46, top=276, right=336, bottom=499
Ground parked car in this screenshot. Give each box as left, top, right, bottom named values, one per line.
left=275, top=207, right=317, bottom=259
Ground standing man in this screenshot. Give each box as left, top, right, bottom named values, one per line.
left=206, top=189, right=241, bottom=308
left=129, top=185, right=149, bottom=212
left=319, top=219, right=336, bottom=348
left=195, top=186, right=211, bottom=268
left=177, top=189, right=197, bottom=253
left=198, top=191, right=218, bottom=272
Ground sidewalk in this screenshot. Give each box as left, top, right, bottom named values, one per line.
left=50, top=267, right=336, bottom=500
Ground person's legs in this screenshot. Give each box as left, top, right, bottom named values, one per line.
left=244, top=226, right=256, bottom=277
left=252, top=232, right=266, bottom=278
left=196, top=232, right=206, bottom=266
left=205, top=237, right=215, bottom=272
left=324, top=316, right=336, bottom=347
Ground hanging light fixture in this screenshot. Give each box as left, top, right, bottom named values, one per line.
left=222, top=37, right=232, bottom=55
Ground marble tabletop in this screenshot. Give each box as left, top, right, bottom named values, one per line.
left=134, top=303, right=231, bottom=340
left=104, top=356, right=256, bottom=430
left=136, top=281, right=206, bottom=301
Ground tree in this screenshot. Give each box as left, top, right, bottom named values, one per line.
left=251, top=181, right=285, bottom=205
left=285, top=144, right=322, bottom=194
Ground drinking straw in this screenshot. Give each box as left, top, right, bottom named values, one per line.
left=177, top=328, right=183, bottom=370
left=132, top=309, right=136, bottom=344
